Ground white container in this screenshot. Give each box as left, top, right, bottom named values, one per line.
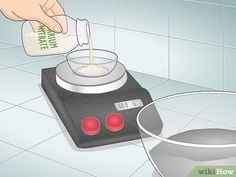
left=22, top=15, right=90, bottom=56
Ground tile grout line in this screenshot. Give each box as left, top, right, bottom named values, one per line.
left=0, top=41, right=22, bottom=47
left=155, top=105, right=198, bottom=118
left=12, top=54, right=63, bottom=68
left=184, top=0, right=236, bottom=9
left=0, top=95, right=44, bottom=107
left=129, top=159, right=149, bottom=177
left=127, top=141, right=144, bottom=149
left=176, top=93, right=221, bottom=133
left=222, top=4, right=225, bottom=91
left=195, top=116, right=236, bottom=129
left=129, top=69, right=168, bottom=78
left=17, top=105, right=58, bottom=120
left=0, top=46, right=21, bottom=51
left=0, top=105, right=18, bottom=113
left=0, top=132, right=64, bottom=166
left=12, top=67, right=41, bottom=76
left=27, top=151, right=97, bottom=177
left=113, top=0, right=116, bottom=53
left=0, top=53, right=63, bottom=70
left=183, top=0, right=224, bottom=6
left=0, top=95, right=58, bottom=120
left=167, top=0, right=171, bottom=79
left=0, top=140, right=25, bottom=151
left=0, top=133, right=98, bottom=177
left=148, top=79, right=169, bottom=91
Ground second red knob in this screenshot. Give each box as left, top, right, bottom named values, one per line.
left=105, top=113, right=124, bottom=132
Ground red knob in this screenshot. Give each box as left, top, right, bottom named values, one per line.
left=82, top=117, right=100, bottom=136
left=105, top=113, right=124, bottom=132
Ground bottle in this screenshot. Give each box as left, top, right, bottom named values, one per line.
left=22, top=15, right=90, bottom=56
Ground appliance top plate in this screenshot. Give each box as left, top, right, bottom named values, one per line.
left=56, top=61, right=127, bottom=86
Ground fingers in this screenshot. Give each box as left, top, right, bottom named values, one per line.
left=43, top=0, right=67, bottom=34
left=51, top=1, right=65, bottom=16
left=51, top=2, right=68, bottom=33
left=34, top=9, right=62, bottom=33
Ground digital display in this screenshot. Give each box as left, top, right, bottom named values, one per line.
left=115, top=99, right=144, bottom=111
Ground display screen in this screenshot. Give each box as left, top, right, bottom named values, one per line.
left=115, top=99, right=144, bottom=111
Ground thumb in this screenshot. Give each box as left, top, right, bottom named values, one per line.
left=34, top=10, right=62, bottom=33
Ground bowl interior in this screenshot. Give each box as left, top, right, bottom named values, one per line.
left=67, top=49, right=118, bottom=77
left=137, top=91, right=236, bottom=177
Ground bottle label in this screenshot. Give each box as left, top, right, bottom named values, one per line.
left=37, top=25, right=58, bottom=50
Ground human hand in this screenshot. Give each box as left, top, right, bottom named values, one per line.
left=0, top=0, right=66, bottom=33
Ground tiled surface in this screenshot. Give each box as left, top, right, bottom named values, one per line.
left=198, top=93, right=236, bottom=127
left=155, top=108, right=194, bottom=137
left=149, top=79, right=211, bottom=100
left=0, top=152, right=93, bottom=177
left=0, top=142, right=23, bottom=163
left=170, top=38, right=223, bottom=90
left=170, top=0, right=223, bottom=45
left=19, top=95, right=57, bottom=119
left=224, top=47, right=236, bottom=91
left=0, top=62, right=235, bottom=176
left=64, top=0, right=114, bottom=26
left=0, top=107, right=64, bottom=149
left=0, top=68, right=42, bottom=104
left=30, top=132, right=148, bottom=177
left=116, top=28, right=168, bottom=77
left=156, top=93, right=218, bottom=116
left=0, top=1, right=235, bottom=176
left=115, top=0, right=168, bottom=35
left=131, top=160, right=158, bottom=177
left=181, top=117, right=236, bottom=132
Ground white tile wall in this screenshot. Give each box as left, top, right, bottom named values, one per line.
left=224, top=6, right=236, bottom=48
left=224, top=0, right=236, bottom=7
left=89, top=24, right=115, bottom=52
left=115, top=0, right=168, bottom=35
left=1, top=0, right=236, bottom=91
left=0, top=14, right=22, bottom=46
left=64, top=0, right=115, bottom=26
left=170, top=38, right=223, bottom=89
left=170, top=0, right=223, bottom=45
left=116, top=28, right=168, bottom=77
left=224, top=48, right=236, bottom=91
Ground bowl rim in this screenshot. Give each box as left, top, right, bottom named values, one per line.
left=66, top=49, right=118, bottom=65
left=66, top=49, right=118, bottom=77
left=137, top=91, right=236, bottom=149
